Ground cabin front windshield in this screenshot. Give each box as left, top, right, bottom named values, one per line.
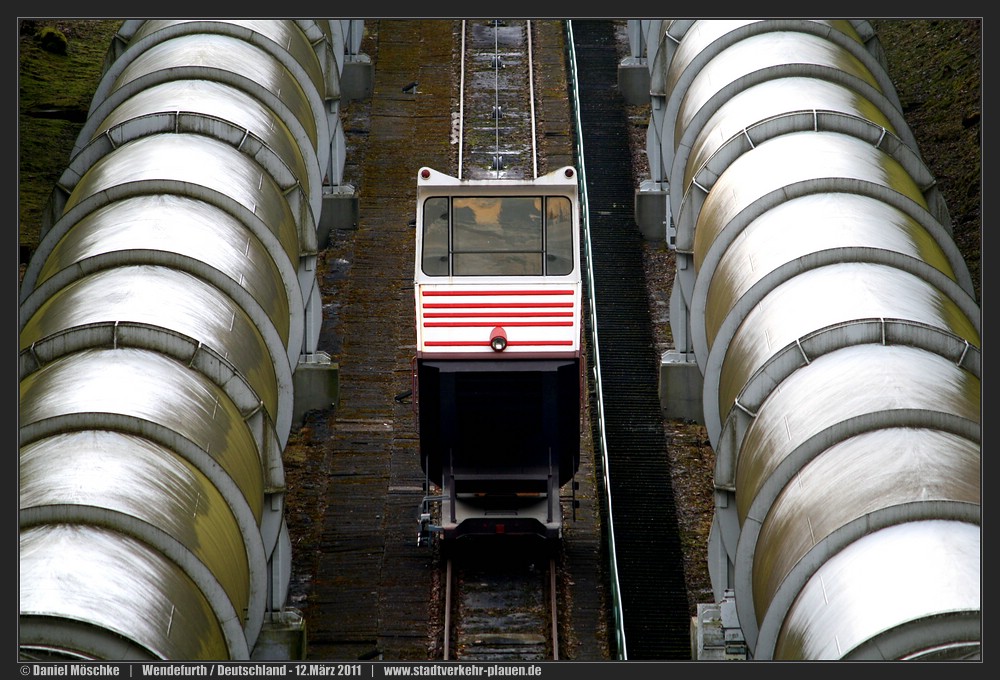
left=421, top=195, right=574, bottom=276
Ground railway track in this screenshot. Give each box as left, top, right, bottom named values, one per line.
left=290, top=18, right=690, bottom=661
left=436, top=20, right=696, bottom=660
left=442, top=541, right=558, bottom=661
left=435, top=20, right=566, bottom=662
left=285, top=19, right=606, bottom=661
left=458, top=19, right=537, bottom=180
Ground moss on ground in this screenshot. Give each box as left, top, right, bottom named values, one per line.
left=18, top=19, right=123, bottom=254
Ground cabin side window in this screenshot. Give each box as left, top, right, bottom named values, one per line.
left=421, top=194, right=574, bottom=276
left=422, top=197, right=450, bottom=275
left=545, top=196, right=573, bottom=276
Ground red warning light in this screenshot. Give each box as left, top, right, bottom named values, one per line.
left=490, top=326, right=507, bottom=352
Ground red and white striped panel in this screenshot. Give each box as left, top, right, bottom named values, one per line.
left=416, top=283, right=581, bottom=355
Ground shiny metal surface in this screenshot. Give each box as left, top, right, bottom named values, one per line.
left=97, top=19, right=351, bottom=189
left=751, top=428, right=980, bottom=655
left=20, top=430, right=258, bottom=641
left=692, top=131, right=929, bottom=274
left=29, top=194, right=293, bottom=353
left=90, top=80, right=314, bottom=205
left=661, top=21, right=896, bottom=187
left=666, top=20, right=861, bottom=82
left=20, top=265, right=281, bottom=428
left=730, top=345, right=980, bottom=655
left=111, top=33, right=319, bottom=147
left=130, top=20, right=327, bottom=97
left=63, top=133, right=301, bottom=268
left=639, top=18, right=981, bottom=659
left=20, top=347, right=266, bottom=523
left=20, top=18, right=351, bottom=660
left=773, top=520, right=980, bottom=660
left=735, top=344, right=981, bottom=524
left=67, top=19, right=334, bottom=228
left=702, top=192, right=960, bottom=350
left=674, top=30, right=880, bottom=146
left=716, top=263, right=981, bottom=431
left=21, top=524, right=240, bottom=660
left=682, top=77, right=900, bottom=195
left=664, top=20, right=760, bottom=97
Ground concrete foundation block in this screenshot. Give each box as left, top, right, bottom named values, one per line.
left=293, top=352, right=339, bottom=424
left=659, top=349, right=703, bottom=423
left=251, top=608, right=307, bottom=661
left=635, top=180, right=668, bottom=242
left=617, top=56, right=650, bottom=106
left=319, top=184, right=359, bottom=248
left=341, top=54, right=373, bottom=101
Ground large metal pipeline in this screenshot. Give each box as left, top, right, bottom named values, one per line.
left=634, top=19, right=981, bottom=660
left=18, top=19, right=363, bottom=661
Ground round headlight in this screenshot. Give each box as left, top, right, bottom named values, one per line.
left=490, top=326, right=507, bottom=352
